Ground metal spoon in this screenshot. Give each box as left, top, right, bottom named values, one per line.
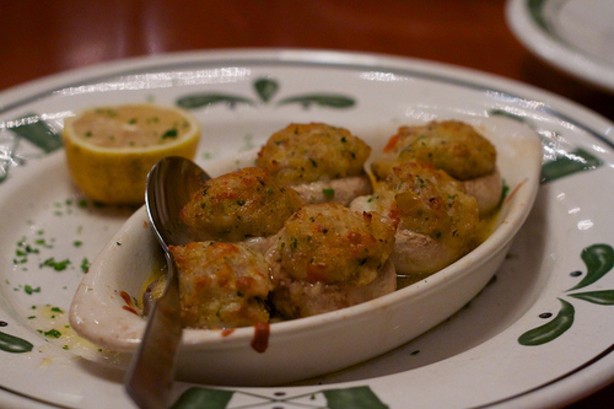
left=125, top=156, right=211, bottom=409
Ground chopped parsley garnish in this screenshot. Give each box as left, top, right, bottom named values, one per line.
left=43, top=329, right=62, bottom=338
left=40, top=257, right=71, bottom=271
left=161, top=128, right=178, bottom=139
left=80, top=257, right=90, bottom=273
left=24, top=285, right=41, bottom=295
left=322, top=188, right=335, bottom=199
left=34, top=238, right=53, bottom=248
left=14, top=237, right=41, bottom=263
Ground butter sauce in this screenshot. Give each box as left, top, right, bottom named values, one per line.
left=72, top=105, right=190, bottom=149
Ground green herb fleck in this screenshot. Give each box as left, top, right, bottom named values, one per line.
left=40, top=257, right=71, bottom=271
left=34, top=238, right=53, bottom=248
left=161, top=128, right=178, bottom=139
left=24, top=285, right=41, bottom=295
left=43, top=329, right=62, bottom=338
left=322, top=188, right=335, bottom=199
left=80, top=258, right=90, bottom=273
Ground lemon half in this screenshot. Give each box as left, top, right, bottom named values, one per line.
left=63, top=104, right=201, bottom=205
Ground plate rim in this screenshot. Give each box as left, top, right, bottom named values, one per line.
left=1, top=48, right=611, bottom=142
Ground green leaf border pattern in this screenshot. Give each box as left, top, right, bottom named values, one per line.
left=518, top=244, right=614, bottom=346
left=526, top=0, right=589, bottom=57
left=170, top=385, right=389, bottom=409
left=0, top=131, right=19, bottom=183
left=540, top=148, right=603, bottom=183
left=1, top=113, right=62, bottom=183
left=176, top=77, right=356, bottom=110
left=568, top=244, right=614, bottom=291
left=527, top=0, right=549, bottom=33
left=254, top=77, right=279, bottom=102
left=0, top=88, right=605, bottom=185
left=0, top=329, right=34, bottom=353
left=487, top=109, right=604, bottom=183
left=487, top=111, right=612, bottom=345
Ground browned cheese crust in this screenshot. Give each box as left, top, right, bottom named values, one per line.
left=372, top=120, right=501, bottom=215
left=373, top=120, right=496, bottom=180
left=267, top=203, right=396, bottom=318
left=352, top=161, right=480, bottom=278
left=170, top=241, right=273, bottom=329
left=256, top=123, right=372, bottom=204
left=180, top=166, right=304, bottom=242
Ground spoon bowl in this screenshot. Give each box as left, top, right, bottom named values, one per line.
left=145, top=157, right=211, bottom=249
left=125, top=156, right=210, bottom=409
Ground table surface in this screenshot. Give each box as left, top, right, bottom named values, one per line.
left=0, top=1, right=611, bottom=408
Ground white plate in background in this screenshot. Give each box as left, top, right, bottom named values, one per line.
left=506, top=0, right=614, bottom=92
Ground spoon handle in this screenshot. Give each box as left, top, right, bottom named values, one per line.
left=125, top=253, right=182, bottom=409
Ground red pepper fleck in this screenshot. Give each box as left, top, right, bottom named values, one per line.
left=119, top=290, right=133, bottom=306
left=383, top=133, right=401, bottom=152
left=119, top=290, right=139, bottom=315
left=122, top=306, right=139, bottom=315
left=251, top=322, right=270, bottom=353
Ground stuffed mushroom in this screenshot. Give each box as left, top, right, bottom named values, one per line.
left=256, top=122, right=372, bottom=205
left=266, top=202, right=396, bottom=319
left=371, top=120, right=502, bottom=215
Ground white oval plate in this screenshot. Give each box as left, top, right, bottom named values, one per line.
left=506, top=0, right=614, bottom=93
left=68, top=116, right=541, bottom=386
left=0, top=49, right=612, bottom=408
